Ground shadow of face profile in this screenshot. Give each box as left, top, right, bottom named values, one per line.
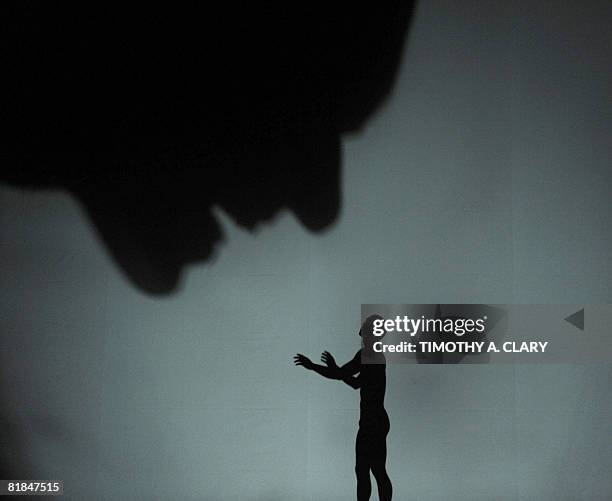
left=2, top=3, right=415, bottom=294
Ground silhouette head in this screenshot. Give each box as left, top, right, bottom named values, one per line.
left=360, top=314, right=385, bottom=352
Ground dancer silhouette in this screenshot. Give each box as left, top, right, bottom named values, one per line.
left=294, top=315, right=392, bottom=500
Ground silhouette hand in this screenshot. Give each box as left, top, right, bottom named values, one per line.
left=321, top=351, right=338, bottom=368
left=293, top=354, right=314, bottom=370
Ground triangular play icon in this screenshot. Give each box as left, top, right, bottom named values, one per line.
left=564, top=308, right=584, bottom=331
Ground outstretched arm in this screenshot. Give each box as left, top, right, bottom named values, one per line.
left=293, top=354, right=342, bottom=379
left=326, top=351, right=361, bottom=390
left=293, top=351, right=360, bottom=382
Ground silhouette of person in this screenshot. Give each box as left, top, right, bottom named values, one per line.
left=293, top=315, right=392, bottom=500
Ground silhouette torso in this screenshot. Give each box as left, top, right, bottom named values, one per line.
left=356, top=350, right=389, bottom=433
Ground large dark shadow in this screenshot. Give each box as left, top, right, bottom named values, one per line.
left=1, top=3, right=416, bottom=294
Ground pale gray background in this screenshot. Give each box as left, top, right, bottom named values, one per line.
left=1, top=1, right=611, bottom=499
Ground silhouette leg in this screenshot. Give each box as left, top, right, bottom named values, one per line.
left=355, top=430, right=372, bottom=500
left=370, top=433, right=392, bottom=501
left=371, top=463, right=392, bottom=501
left=356, top=464, right=371, bottom=501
